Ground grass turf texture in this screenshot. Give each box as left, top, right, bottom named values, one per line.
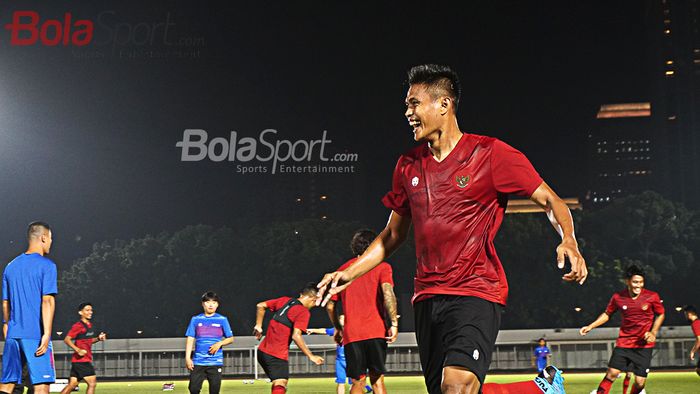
left=76, top=372, right=698, bottom=393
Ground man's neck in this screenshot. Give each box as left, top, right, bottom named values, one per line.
left=426, top=122, right=462, bottom=162
left=81, top=318, right=90, bottom=324
left=204, top=312, right=215, bottom=317
left=24, top=246, right=44, bottom=256
left=627, top=289, right=642, bottom=299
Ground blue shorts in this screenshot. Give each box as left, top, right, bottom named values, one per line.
left=335, top=357, right=348, bottom=384
left=1, top=338, right=55, bottom=385
left=536, top=358, right=547, bottom=372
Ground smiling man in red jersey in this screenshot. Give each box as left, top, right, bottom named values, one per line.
left=317, top=64, right=587, bottom=394
left=580, top=265, right=665, bottom=394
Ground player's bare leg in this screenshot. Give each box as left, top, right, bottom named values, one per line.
left=31, top=384, right=49, bottom=394
left=441, top=366, right=479, bottom=394
left=59, top=377, right=80, bottom=394
left=630, top=375, right=646, bottom=394
left=0, top=383, right=17, bottom=393
left=83, top=375, right=97, bottom=394
left=368, top=371, right=385, bottom=394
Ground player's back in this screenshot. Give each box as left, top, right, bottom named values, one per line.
left=3, top=253, right=57, bottom=339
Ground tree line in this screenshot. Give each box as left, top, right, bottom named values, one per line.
left=54, top=191, right=699, bottom=337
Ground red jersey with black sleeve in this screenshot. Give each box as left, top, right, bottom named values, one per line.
left=382, top=133, right=543, bottom=305
left=332, top=258, right=394, bottom=345
left=66, top=320, right=98, bottom=363
left=258, top=296, right=311, bottom=361
left=691, top=319, right=700, bottom=337
left=605, top=288, right=665, bottom=348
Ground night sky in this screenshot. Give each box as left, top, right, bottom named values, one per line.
left=0, top=0, right=652, bottom=269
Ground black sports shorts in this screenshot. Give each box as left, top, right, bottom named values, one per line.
left=344, top=338, right=388, bottom=379
left=70, top=362, right=96, bottom=380
left=414, top=295, right=502, bottom=394
left=257, top=350, right=289, bottom=380
left=608, top=347, right=653, bottom=377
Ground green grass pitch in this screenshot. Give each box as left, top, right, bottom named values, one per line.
left=79, top=371, right=698, bottom=393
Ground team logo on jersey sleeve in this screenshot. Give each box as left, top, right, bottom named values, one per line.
left=411, top=176, right=419, bottom=187
left=455, top=174, right=471, bottom=188
left=622, top=305, right=627, bottom=310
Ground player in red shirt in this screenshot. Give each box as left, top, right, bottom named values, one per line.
left=683, top=305, right=700, bottom=377
left=253, top=284, right=324, bottom=394
left=60, top=303, right=107, bottom=394
left=326, top=229, right=398, bottom=394
left=580, top=265, right=665, bottom=394
left=318, top=64, right=587, bottom=394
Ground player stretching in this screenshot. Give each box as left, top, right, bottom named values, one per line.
left=580, top=265, right=664, bottom=394
left=326, top=229, right=397, bottom=394
left=254, top=284, right=324, bottom=394
left=683, top=305, right=700, bottom=377
left=60, top=303, right=107, bottom=394
left=318, top=64, right=587, bottom=394
left=1, top=222, right=58, bottom=394
left=185, top=292, right=234, bottom=394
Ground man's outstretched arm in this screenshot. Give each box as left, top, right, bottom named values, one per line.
left=530, top=182, right=587, bottom=285
left=317, top=211, right=411, bottom=305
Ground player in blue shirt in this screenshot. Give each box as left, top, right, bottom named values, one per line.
left=532, top=338, right=552, bottom=373
left=307, top=315, right=373, bottom=394
left=185, top=292, right=234, bottom=394
left=0, top=222, right=58, bottom=394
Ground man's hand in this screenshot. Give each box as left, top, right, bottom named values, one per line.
left=186, top=358, right=194, bottom=371
left=253, top=326, right=263, bottom=340
left=690, top=346, right=697, bottom=361
left=316, top=271, right=353, bottom=307
left=209, top=342, right=223, bottom=354
left=98, top=332, right=107, bottom=341
left=2, top=323, right=7, bottom=340
left=643, top=331, right=656, bottom=344
left=333, top=329, right=343, bottom=345
left=579, top=326, right=592, bottom=336
left=35, top=334, right=50, bottom=356
left=557, top=238, right=587, bottom=285
left=309, top=355, right=324, bottom=366
left=386, top=326, right=398, bottom=344
left=77, top=348, right=88, bottom=357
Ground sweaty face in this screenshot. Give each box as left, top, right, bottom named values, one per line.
left=626, top=275, right=644, bottom=296
left=80, top=305, right=93, bottom=320
left=404, top=84, right=443, bottom=142
left=203, top=300, right=219, bottom=314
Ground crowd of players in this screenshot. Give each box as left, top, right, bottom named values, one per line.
left=1, top=64, right=699, bottom=394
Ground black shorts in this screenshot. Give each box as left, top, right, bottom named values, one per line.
left=344, top=338, right=388, bottom=379
left=608, top=347, right=653, bottom=377
left=414, top=295, right=502, bottom=394
left=257, top=350, right=289, bottom=380
left=70, top=362, right=96, bottom=380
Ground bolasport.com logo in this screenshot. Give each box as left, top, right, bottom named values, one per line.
left=176, top=129, right=359, bottom=175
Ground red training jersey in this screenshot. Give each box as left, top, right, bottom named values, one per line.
left=605, top=288, right=665, bottom=348
left=691, top=319, right=700, bottom=337
left=258, top=296, right=310, bottom=361
left=66, top=320, right=98, bottom=363
left=332, top=258, right=394, bottom=344
left=382, top=133, right=542, bottom=305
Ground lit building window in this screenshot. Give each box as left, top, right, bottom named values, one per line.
left=664, top=29, right=671, bottom=34
left=665, top=70, right=675, bottom=76
left=666, top=60, right=674, bottom=65
left=668, top=115, right=677, bottom=120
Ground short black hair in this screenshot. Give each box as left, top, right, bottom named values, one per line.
left=407, top=64, right=461, bottom=112
left=27, top=221, right=51, bottom=241
left=537, top=337, right=546, bottom=343
left=299, top=282, right=319, bottom=297
left=201, top=291, right=220, bottom=304
left=78, top=302, right=92, bottom=311
left=684, top=305, right=697, bottom=315
left=624, top=264, right=645, bottom=279
left=350, top=229, right=376, bottom=256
